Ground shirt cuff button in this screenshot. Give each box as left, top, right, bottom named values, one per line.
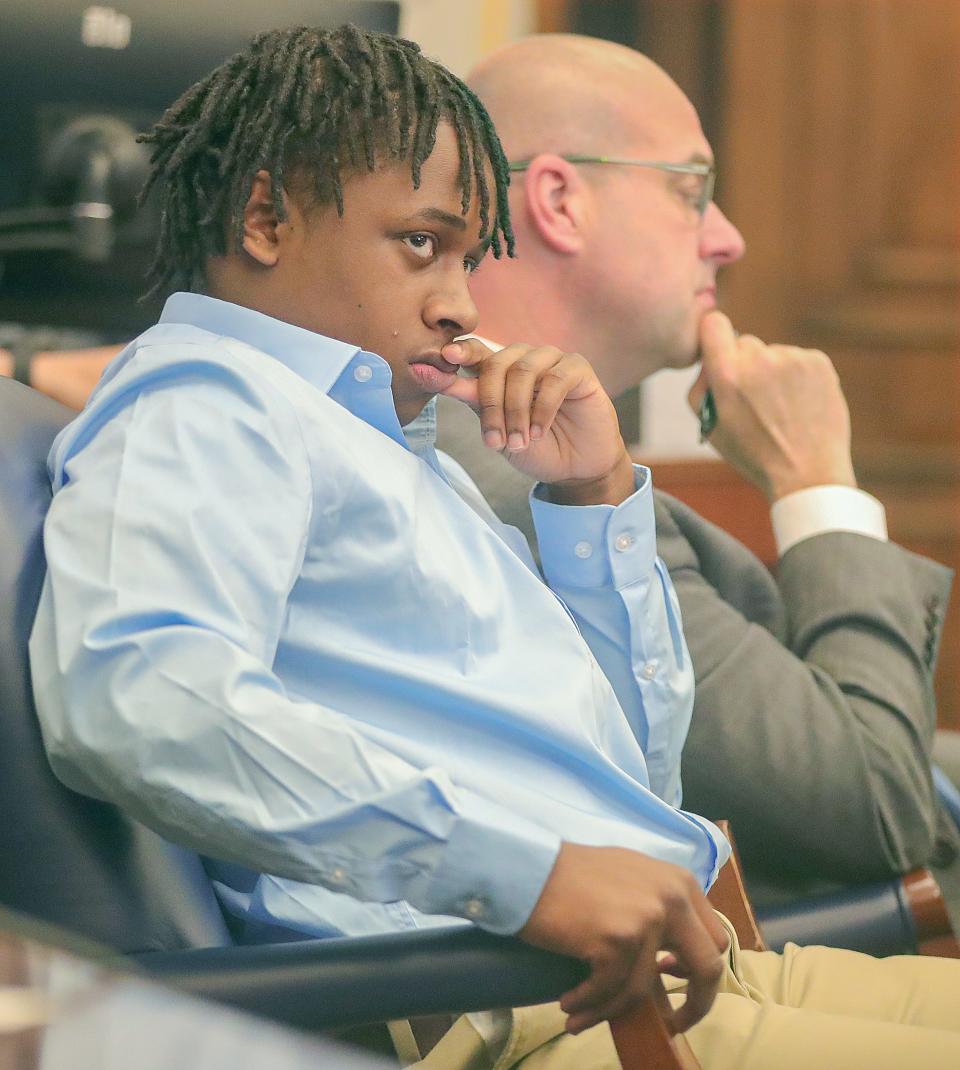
left=464, top=897, right=486, bottom=919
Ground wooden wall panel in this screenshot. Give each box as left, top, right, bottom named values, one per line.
left=534, top=0, right=570, bottom=33
left=720, top=0, right=960, bottom=726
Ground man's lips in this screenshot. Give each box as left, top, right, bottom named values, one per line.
left=408, top=352, right=459, bottom=374
left=408, top=352, right=460, bottom=392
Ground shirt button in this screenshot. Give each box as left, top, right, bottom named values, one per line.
left=574, top=540, right=593, bottom=559
left=464, top=897, right=485, bottom=919
left=642, top=662, right=657, bottom=680
left=614, top=532, right=635, bottom=553
left=353, top=364, right=373, bottom=383
left=330, top=866, right=347, bottom=885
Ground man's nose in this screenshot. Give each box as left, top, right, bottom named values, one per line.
left=700, top=202, right=746, bottom=266
left=423, top=276, right=480, bottom=337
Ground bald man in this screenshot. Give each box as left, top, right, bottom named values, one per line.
left=435, top=33, right=958, bottom=912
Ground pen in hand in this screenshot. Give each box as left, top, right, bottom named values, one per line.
left=698, top=388, right=717, bottom=442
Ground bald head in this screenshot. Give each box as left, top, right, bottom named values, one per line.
left=467, top=34, right=698, bottom=162
left=464, top=33, right=744, bottom=391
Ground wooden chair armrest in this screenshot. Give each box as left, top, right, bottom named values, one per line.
left=706, top=825, right=960, bottom=958
left=610, top=976, right=702, bottom=1070
left=706, top=820, right=767, bottom=952
left=902, top=868, right=960, bottom=957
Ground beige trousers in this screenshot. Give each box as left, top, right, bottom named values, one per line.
left=414, top=917, right=960, bottom=1070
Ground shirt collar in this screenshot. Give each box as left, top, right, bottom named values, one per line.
left=157, top=297, right=486, bottom=462
left=159, top=292, right=371, bottom=396
left=158, top=292, right=419, bottom=447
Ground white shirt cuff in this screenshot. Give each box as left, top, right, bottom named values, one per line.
left=771, top=485, right=888, bottom=556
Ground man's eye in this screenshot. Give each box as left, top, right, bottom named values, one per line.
left=677, top=178, right=705, bottom=208
left=464, top=257, right=480, bottom=275
left=403, top=233, right=437, bottom=259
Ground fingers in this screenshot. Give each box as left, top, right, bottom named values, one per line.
left=436, top=337, right=490, bottom=412
left=440, top=341, right=589, bottom=451
left=686, top=363, right=710, bottom=414
left=518, top=845, right=728, bottom=1042
left=689, top=311, right=736, bottom=418
left=440, top=336, right=495, bottom=371
left=502, top=345, right=561, bottom=449
left=672, top=960, right=724, bottom=1034
left=663, top=904, right=727, bottom=1034
left=561, top=936, right=660, bottom=1035
left=559, top=891, right=724, bottom=1036
left=650, top=975, right=677, bottom=1024
left=442, top=340, right=525, bottom=447
left=698, top=309, right=737, bottom=369
left=560, top=911, right=723, bottom=1037
left=656, top=952, right=684, bottom=977
left=655, top=939, right=725, bottom=980
left=529, top=360, right=589, bottom=442
left=682, top=886, right=730, bottom=958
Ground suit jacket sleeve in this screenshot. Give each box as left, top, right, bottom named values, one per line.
left=658, top=491, right=953, bottom=887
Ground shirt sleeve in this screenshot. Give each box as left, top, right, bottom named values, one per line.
left=529, top=465, right=693, bottom=806
left=30, top=362, right=559, bottom=936
left=771, top=484, right=888, bottom=556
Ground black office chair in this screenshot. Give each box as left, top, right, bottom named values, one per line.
left=0, top=375, right=950, bottom=1068
left=0, top=376, right=701, bottom=1069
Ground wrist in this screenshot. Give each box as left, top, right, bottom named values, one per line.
left=546, top=450, right=635, bottom=507
left=767, top=468, right=857, bottom=503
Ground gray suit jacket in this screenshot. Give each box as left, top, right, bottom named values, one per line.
left=435, top=396, right=957, bottom=906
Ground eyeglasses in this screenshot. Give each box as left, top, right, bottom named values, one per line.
left=507, top=155, right=716, bottom=218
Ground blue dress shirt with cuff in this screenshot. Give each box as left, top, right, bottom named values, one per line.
left=29, top=292, right=727, bottom=942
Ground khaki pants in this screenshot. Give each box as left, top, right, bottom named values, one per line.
left=413, top=916, right=960, bottom=1070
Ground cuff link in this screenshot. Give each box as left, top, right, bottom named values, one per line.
left=463, top=897, right=486, bottom=919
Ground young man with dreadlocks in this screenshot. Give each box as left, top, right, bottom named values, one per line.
left=28, top=24, right=960, bottom=1070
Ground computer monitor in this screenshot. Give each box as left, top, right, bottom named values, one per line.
left=0, top=0, right=400, bottom=337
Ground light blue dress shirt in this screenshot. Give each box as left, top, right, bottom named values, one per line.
left=29, top=293, right=727, bottom=941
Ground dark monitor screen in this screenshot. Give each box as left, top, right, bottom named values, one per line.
left=0, top=0, right=400, bottom=336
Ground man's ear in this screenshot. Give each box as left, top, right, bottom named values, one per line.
left=520, top=155, right=588, bottom=256
left=240, top=169, right=283, bottom=267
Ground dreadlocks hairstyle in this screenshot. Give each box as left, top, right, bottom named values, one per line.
left=138, top=24, right=514, bottom=295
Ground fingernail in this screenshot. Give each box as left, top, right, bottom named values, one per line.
left=443, top=342, right=462, bottom=360
left=507, top=431, right=525, bottom=450
left=530, top=423, right=543, bottom=440
left=484, top=429, right=504, bottom=448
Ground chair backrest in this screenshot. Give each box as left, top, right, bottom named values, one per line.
left=0, top=378, right=230, bottom=953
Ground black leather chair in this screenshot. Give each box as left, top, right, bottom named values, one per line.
left=0, top=375, right=588, bottom=986
left=1, top=377, right=695, bottom=1070
left=0, top=378, right=232, bottom=954
left=0, top=374, right=948, bottom=1068
left=757, top=874, right=942, bottom=956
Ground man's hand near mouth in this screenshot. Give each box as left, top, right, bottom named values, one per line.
left=439, top=337, right=635, bottom=507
